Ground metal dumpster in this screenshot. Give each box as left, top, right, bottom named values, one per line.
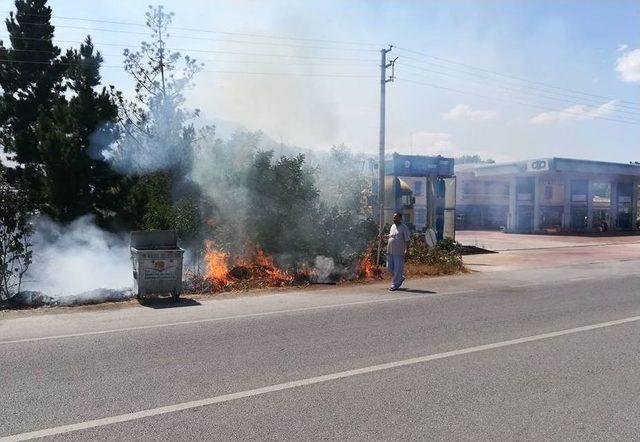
left=130, top=230, right=184, bottom=302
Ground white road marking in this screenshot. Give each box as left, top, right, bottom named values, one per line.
left=3, top=314, right=639, bottom=441
left=0, top=291, right=474, bottom=345
left=569, top=276, right=598, bottom=282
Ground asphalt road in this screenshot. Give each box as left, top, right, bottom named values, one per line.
left=1, top=255, right=639, bottom=441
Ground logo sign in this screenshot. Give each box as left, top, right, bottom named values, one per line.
left=527, top=159, right=549, bottom=172
left=404, top=160, right=411, bottom=169
left=153, top=260, right=166, bottom=272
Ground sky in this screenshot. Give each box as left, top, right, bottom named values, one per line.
left=1, top=0, right=639, bottom=163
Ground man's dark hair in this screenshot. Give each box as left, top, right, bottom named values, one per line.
left=394, top=212, right=402, bottom=218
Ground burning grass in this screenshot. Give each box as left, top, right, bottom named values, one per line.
left=184, top=241, right=390, bottom=294
left=356, top=247, right=384, bottom=280
left=185, top=241, right=312, bottom=293
left=184, top=240, right=464, bottom=296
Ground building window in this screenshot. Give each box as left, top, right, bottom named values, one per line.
left=592, top=182, right=611, bottom=205
left=413, top=181, right=423, bottom=196
left=544, top=186, right=553, bottom=200
left=540, top=206, right=563, bottom=230
left=571, top=179, right=588, bottom=203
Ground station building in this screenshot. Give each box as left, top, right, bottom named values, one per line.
left=456, top=158, right=640, bottom=233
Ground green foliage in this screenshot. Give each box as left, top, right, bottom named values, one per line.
left=0, top=169, right=34, bottom=300
left=111, top=5, right=203, bottom=175
left=435, top=237, right=463, bottom=254
left=195, top=137, right=378, bottom=266
left=0, top=0, right=64, bottom=204
left=314, top=144, right=369, bottom=213
left=106, top=5, right=205, bottom=239
left=245, top=151, right=319, bottom=258
left=406, top=238, right=464, bottom=273
left=316, top=206, right=379, bottom=265
left=37, top=38, right=125, bottom=224
left=455, top=155, right=496, bottom=165
left=1, top=2, right=126, bottom=225
left=124, top=172, right=202, bottom=243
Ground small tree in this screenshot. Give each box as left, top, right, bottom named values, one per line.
left=0, top=169, right=33, bottom=300
left=109, top=5, right=204, bottom=239
left=245, top=151, right=320, bottom=259
left=112, top=5, right=203, bottom=175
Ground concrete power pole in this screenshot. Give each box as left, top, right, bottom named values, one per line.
left=376, top=45, right=397, bottom=265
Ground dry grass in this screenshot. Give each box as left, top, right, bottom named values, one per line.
left=404, top=261, right=468, bottom=277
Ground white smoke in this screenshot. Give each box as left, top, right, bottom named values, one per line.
left=312, top=256, right=336, bottom=283
left=22, top=216, right=132, bottom=300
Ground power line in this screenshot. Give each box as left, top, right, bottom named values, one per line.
left=0, top=59, right=635, bottom=124
left=2, top=21, right=378, bottom=53
left=0, top=57, right=377, bottom=79
left=396, top=77, right=639, bottom=126
left=2, top=48, right=375, bottom=67
left=0, top=10, right=381, bottom=48
left=3, top=51, right=637, bottom=123
left=0, top=36, right=377, bottom=62
left=400, top=55, right=640, bottom=112
left=1, top=11, right=637, bottom=123
left=401, top=62, right=640, bottom=117
left=395, top=46, right=640, bottom=109
left=2, top=9, right=636, bottom=110
left=5, top=33, right=637, bottom=115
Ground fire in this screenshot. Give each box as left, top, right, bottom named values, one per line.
left=193, top=241, right=382, bottom=294
left=358, top=248, right=383, bottom=280
left=234, top=246, right=295, bottom=285
left=202, top=241, right=295, bottom=289
left=204, top=240, right=230, bottom=285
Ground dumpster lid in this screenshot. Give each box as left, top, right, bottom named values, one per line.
left=130, top=230, right=179, bottom=249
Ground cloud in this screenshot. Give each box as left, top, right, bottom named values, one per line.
left=617, top=44, right=628, bottom=52
left=443, top=104, right=499, bottom=121
left=530, top=100, right=617, bottom=124
left=616, top=48, right=640, bottom=82
left=411, top=131, right=455, bottom=149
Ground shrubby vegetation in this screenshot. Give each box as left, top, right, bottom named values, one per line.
left=406, top=236, right=465, bottom=275
left=0, top=169, right=34, bottom=300
left=0, top=1, right=460, bottom=301
left=192, top=133, right=378, bottom=270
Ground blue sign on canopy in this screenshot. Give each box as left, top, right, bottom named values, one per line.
left=385, top=153, right=454, bottom=177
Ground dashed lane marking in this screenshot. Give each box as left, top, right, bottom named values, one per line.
left=4, top=314, right=640, bottom=441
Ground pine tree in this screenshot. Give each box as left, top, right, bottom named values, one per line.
left=109, top=5, right=204, bottom=238
left=37, top=37, right=124, bottom=224
left=0, top=0, right=64, bottom=204
left=112, top=5, right=203, bottom=176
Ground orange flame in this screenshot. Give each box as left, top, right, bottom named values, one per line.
left=204, top=240, right=230, bottom=285
left=203, top=241, right=295, bottom=287
left=358, top=248, right=382, bottom=279
left=235, top=246, right=295, bottom=285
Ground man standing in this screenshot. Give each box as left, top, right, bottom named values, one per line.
left=386, top=212, right=411, bottom=291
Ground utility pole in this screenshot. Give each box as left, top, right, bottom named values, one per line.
left=376, top=45, right=397, bottom=266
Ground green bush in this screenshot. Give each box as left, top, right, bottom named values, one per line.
left=406, top=238, right=464, bottom=273
left=435, top=237, right=463, bottom=254
left=0, top=169, right=34, bottom=300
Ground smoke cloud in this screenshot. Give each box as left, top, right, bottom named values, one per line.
left=22, top=216, right=132, bottom=301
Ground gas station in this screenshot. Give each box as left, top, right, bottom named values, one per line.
left=456, top=158, right=640, bottom=233
left=369, top=153, right=456, bottom=240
